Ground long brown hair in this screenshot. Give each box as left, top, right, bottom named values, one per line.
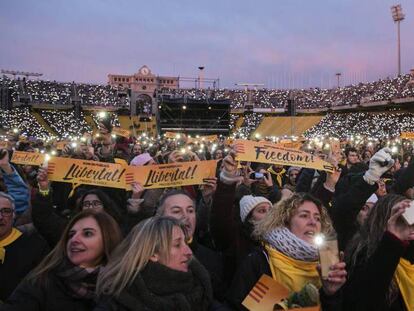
left=346, top=194, right=407, bottom=304
left=28, top=210, right=122, bottom=286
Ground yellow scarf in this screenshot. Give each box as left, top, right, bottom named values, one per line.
left=265, top=245, right=321, bottom=293
left=267, top=166, right=286, bottom=188
left=395, top=258, right=414, bottom=311
left=0, top=228, right=22, bottom=264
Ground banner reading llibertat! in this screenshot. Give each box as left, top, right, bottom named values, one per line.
left=11, top=151, right=46, bottom=166
left=234, top=139, right=335, bottom=173
left=125, top=160, right=218, bottom=189
left=47, top=157, right=127, bottom=189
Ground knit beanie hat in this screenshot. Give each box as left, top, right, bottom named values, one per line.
left=239, top=195, right=272, bottom=223
left=130, top=153, right=153, bottom=166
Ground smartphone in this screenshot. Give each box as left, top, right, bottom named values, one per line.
left=402, top=201, right=414, bottom=225
left=249, top=172, right=264, bottom=180
left=318, top=238, right=340, bottom=279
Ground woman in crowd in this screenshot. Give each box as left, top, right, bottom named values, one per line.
left=227, top=192, right=347, bottom=310
left=2, top=210, right=122, bottom=310
left=95, top=216, right=213, bottom=310
left=344, top=194, right=414, bottom=311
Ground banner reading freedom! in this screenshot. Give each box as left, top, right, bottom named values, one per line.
left=234, top=140, right=335, bottom=173
left=125, top=160, right=218, bottom=189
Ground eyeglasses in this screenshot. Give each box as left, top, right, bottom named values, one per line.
left=0, top=208, right=13, bottom=217
left=82, top=200, right=103, bottom=209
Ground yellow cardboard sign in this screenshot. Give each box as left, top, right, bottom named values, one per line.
left=125, top=160, right=217, bottom=189
left=164, top=131, right=179, bottom=139
left=242, top=274, right=320, bottom=311
left=112, top=127, right=131, bottom=138
left=276, top=142, right=302, bottom=150
left=401, top=132, right=414, bottom=139
left=56, top=141, right=70, bottom=151
left=11, top=151, right=46, bottom=166
left=47, top=157, right=126, bottom=189
left=234, top=140, right=334, bottom=173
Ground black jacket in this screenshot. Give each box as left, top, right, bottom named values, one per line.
left=343, top=231, right=411, bottom=311
left=95, top=260, right=213, bottom=311
left=0, top=231, right=49, bottom=301
left=1, top=271, right=95, bottom=311
left=227, top=248, right=342, bottom=311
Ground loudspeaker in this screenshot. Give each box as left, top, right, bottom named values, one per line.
left=287, top=99, right=296, bottom=116
left=0, top=88, right=12, bottom=110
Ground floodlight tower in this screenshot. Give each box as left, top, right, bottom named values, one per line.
left=390, top=4, right=405, bottom=76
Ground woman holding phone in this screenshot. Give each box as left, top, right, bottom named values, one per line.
left=344, top=194, right=414, bottom=311
left=227, top=192, right=347, bottom=310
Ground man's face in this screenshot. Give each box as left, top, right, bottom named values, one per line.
left=161, top=194, right=196, bottom=238
left=0, top=197, right=14, bottom=240
left=347, top=151, right=359, bottom=165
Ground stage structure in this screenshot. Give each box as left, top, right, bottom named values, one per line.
left=158, top=95, right=230, bottom=135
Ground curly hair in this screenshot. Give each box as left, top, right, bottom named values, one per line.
left=253, top=192, right=333, bottom=240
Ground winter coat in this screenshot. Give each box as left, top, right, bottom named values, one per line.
left=343, top=231, right=413, bottom=311
left=0, top=165, right=30, bottom=215
left=330, top=175, right=378, bottom=250
left=210, top=180, right=261, bottom=284
left=227, top=247, right=343, bottom=311
left=0, top=231, right=49, bottom=301
left=2, top=272, right=96, bottom=310
left=94, top=260, right=213, bottom=311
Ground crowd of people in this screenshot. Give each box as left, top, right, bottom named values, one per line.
left=1, top=113, right=414, bottom=310
left=40, top=110, right=92, bottom=139
left=2, top=73, right=413, bottom=110
left=305, top=112, right=414, bottom=139
left=0, top=76, right=128, bottom=107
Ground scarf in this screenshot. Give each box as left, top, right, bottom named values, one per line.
left=265, top=245, right=321, bottom=293
left=264, top=227, right=319, bottom=261
left=268, top=166, right=286, bottom=188
left=0, top=228, right=22, bottom=264
left=118, top=259, right=213, bottom=311
left=55, top=259, right=100, bottom=299
left=394, top=258, right=414, bottom=311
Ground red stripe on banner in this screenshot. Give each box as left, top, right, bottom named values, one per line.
left=248, top=292, right=260, bottom=303
left=257, top=281, right=269, bottom=290
left=252, top=288, right=263, bottom=299
left=254, top=284, right=267, bottom=295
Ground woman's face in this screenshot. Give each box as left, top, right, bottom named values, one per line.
left=157, top=226, right=192, bottom=272
left=289, top=201, right=322, bottom=244
left=82, top=194, right=104, bottom=211
left=250, top=202, right=271, bottom=222
left=66, top=217, right=104, bottom=268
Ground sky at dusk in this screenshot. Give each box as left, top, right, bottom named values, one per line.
left=1, top=0, right=413, bottom=89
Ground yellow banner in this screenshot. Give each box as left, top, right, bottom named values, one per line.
left=47, top=157, right=126, bottom=189
left=276, top=142, right=302, bottom=149
left=56, top=140, right=70, bottom=151
left=401, top=132, right=414, bottom=139
left=11, top=151, right=46, bottom=166
left=125, top=160, right=217, bottom=189
left=242, top=274, right=320, bottom=311
left=112, top=127, right=131, bottom=138
left=234, top=140, right=334, bottom=172
left=164, top=131, right=179, bottom=139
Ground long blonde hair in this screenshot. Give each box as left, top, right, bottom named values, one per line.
left=254, top=192, right=333, bottom=239
left=96, top=216, right=188, bottom=297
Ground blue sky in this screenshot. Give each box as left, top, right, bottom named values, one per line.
left=1, top=0, right=413, bottom=88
